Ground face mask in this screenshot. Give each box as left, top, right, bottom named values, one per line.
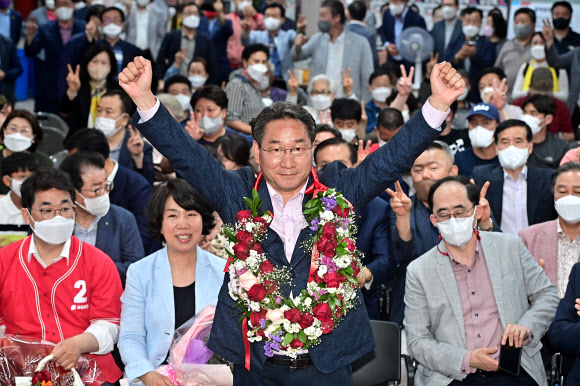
left=4, top=133, right=33, bottom=152
left=95, top=115, right=123, bottom=138
left=402, top=110, right=410, bottom=122
left=247, top=63, right=268, bottom=82
left=29, top=214, right=75, bottom=246
left=55, top=6, right=74, bottom=21
left=389, top=3, right=405, bottom=16
left=462, top=25, right=479, bottom=38
left=337, top=128, right=357, bottom=143
left=237, top=0, right=251, bottom=12
left=553, top=18, right=571, bottom=31
left=174, top=93, right=192, bottom=112
left=87, top=64, right=110, bottom=82
left=102, top=23, right=123, bottom=39
left=457, top=87, right=469, bottom=101
left=372, top=87, right=392, bottom=103
left=468, top=125, right=494, bottom=148
left=498, top=145, right=529, bottom=170
left=530, top=45, right=545, bottom=60
left=482, top=25, right=494, bottom=37
left=136, top=0, right=149, bottom=7
left=264, top=17, right=281, bottom=31
left=8, top=177, right=23, bottom=198
left=200, top=115, right=223, bottom=135
left=182, top=14, right=200, bottom=29
left=378, top=137, right=388, bottom=147
left=45, top=0, right=55, bottom=10
left=77, top=192, right=110, bottom=217
left=441, top=6, right=456, bottom=20
left=514, top=24, right=532, bottom=39
left=188, top=75, right=207, bottom=88
left=437, top=209, right=476, bottom=247
left=318, top=20, right=331, bottom=33
left=258, top=75, right=271, bottom=91
left=480, top=86, right=494, bottom=102
left=555, top=195, right=580, bottom=224
left=520, top=114, right=543, bottom=135
left=311, top=95, right=332, bottom=111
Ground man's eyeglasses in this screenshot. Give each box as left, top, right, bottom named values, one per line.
left=260, top=146, right=313, bottom=158
left=30, top=207, right=75, bottom=220
left=79, top=182, right=114, bottom=197
left=434, top=205, right=476, bottom=222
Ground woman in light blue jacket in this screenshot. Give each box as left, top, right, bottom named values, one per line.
left=118, top=179, right=226, bottom=385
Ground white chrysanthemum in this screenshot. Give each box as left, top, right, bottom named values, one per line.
left=280, top=304, right=290, bottom=312
left=245, top=222, right=256, bottom=232
left=337, top=227, right=347, bottom=237
left=317, top=265, right=327, bottom=277
left=320, top=210, right=334, bottom=221
left=249, top=301, right=261, bottom=312
left=336, top=255, right=351, bottom=269
left=282, top=319, right=292, bottom=332
left=303, top=297, right=312, bottom=308
left=327, top=287, right=337, bottom=294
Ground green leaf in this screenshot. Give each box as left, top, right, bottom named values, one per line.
left=336, top=247, right=348, bottom=257
left=243, top=197, right=255, bottom=209
left=223, top=227, right=237, bottom=243
left=298, top=330, right=307, bottom=344
left=336, top=197, right=348, bottom=209
left=239, top=314, right=246, bottom=323
left=347, top=275, right=359, bottom=285
left=283, top=332, right=294, bottom=346
left=319, top=293, right=329, bottom=302
left=304, top=207, right=319, bottom=215
left=328, top=297, right=336, bottom=311
left=345, top=265, right=354, bottom=275
left=252, top=189, right=260, bottom=201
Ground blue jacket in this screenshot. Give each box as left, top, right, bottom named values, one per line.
left=119, top=128, right=155, bottom=185
left=472, top=164, right=557, bottom=230
left=548, top=262, right=580, bottom=385
left=134, top=101, right=442, bottom=373
left=0, top=35, right=22, bottom=102
left=118, top=246, right=225, bottom=383
left=380, top=8, right=426, bottom=70
left=346, top=22, right=378, bottom=67
left=207, top=18, right=234, bottom=85
left=242, top=28, right=296, bottom=81
left=5, top=9, right=22, bottom=44
left=431, top=19, right=462, bottom=60
left=445, top=35, right=496, bottom=92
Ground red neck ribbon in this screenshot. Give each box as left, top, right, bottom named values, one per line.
left=254, top=167, right=328, bottom=196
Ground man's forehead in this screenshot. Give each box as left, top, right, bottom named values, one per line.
left=262, top=119, right=310, bottom=142
left=433, top=182, right=469, bottom=206
left=415, top=148, right=447, bottom=165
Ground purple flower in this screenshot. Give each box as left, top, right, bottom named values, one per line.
left=310, top=217, right=319, bottom=231
left=270, top=331, right=283, bottom=343
left=264, top=340, right=281, bottom=357
left=321, top=197, right=337, bottom=211
left=321, top=255, right=339, bottom=273
left=259, top=318, right=266, bottom=329
left=275, top=296, right=282, bottom=304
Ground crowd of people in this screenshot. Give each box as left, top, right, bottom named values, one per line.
left=0, top=0, right=580, bottom=384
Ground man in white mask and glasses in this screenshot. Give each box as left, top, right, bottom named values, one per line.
left=59, top=152, right=143, bottom=285
left=405, top=175, right=558, bottom=386
left=473, top=119, right=557, bottom=235
left=520, top=162, right=580, bottom=298
left=0, top=168, right=124, bottom=383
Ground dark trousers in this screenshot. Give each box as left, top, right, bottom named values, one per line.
left=449, top=367, right=538, bottom=385
left=233, top=363, right=352, bottom=386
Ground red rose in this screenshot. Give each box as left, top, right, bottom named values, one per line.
left=323, top=272, right=345, bottom=288
left=250, top=308, right=267, bottom=327
left=247, top=283, right=267, bottom=302
left=344, top=238, right=356, bottom=252
left=298, top=312, right=314, bottom=329
left=233, top=244, right=250, bottom=260
left=236, top=230, right=254, bottom=247
left=321, top=319, right=334, bottom=334
left=316, top=238, right=337, bottom=257
left=313, top=303, right=333, bottom=323
left=322, top=222, right=336, bottom=237
left=284, top=308, right=301, bottom=323
left=260, top=260, right=274, bottom=274
left=334, top=307, right=344, bottom=318
left=253, top=216, right=266, bottom=224
left=252, top=243, right=263, bottom=254
left=350, top=261, right=360, bottom=277
left=332, top=206, right=350, bottom=217
left=290, top=337, right=305, bottom=349
left=236, top=210, right=253, bottom=222
left=312, top=269, right=324, bottom=284
left=264, top=279, right=278, bottom=294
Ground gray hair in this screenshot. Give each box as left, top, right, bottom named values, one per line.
left=307, top=74, right=337, bottom=94
left=157, top=93, right=185, bottom=121
left=428, top=140, right=455, bottom=164
left=251, top=102, right=316, bottom=146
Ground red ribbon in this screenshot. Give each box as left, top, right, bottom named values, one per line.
left=242, top=317, right=251, bottom=370
left=304, top=167, right=328, bottom=197
left=204, top=10, right=218, bottom=18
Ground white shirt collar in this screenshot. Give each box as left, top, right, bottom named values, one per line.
left=107, top=159, right=119, bottom=183
left=28, top=235, right=72, bottom=268
left=503, top=165, right=528, bottom=180
left=266, top=180, right=309, bottom=208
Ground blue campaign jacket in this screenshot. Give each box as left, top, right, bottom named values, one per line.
left=134, top=102, right=441, bottom=373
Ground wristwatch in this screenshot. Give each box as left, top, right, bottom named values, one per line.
left=478, top=218, right=493, bottom=232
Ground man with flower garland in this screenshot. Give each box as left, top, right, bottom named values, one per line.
left=119, top=54, right=465, bottom=385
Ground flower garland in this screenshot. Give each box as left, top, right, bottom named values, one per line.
left=223, top=169, right=362, bottom=368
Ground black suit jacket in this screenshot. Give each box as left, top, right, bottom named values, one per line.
left=473, top=164, right=557, bottom=229
left=431, top=19, right=462, bottom=59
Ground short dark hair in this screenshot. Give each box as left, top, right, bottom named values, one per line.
left=1, top=110, right=44, bottom=153
left=428, top=175, right=480, bottom=212
left=191, top=85, right=228, bottom=110
left=330, top=98, right=362, bottom=122
left=313, top=137, right=357, bottom=166
left=493, top=119, right=533, bottom=143
left=552, top=1, right=573, bottom=14
left=21, top=168, right=75, bottom=209
left=377, top=108, right=404, bottom=131
left=86, top=4, right=105, bottom=22
left=264, top=3, right=285, bottom=18
left=252, top=102, right=316, bottom=146
left=552, top=161, right=580, bottom=189
left=2, top=153, right=40, bottom=177
left=348, top=1, right=366, bottom=21
left=515, top=7, right=536, bottom=24
left=100, top=6, right=125, bottom=22
left=368, top=68, right=394, bottom=85
left=321, top=0, right=346, bottom=24
left=242, top=44, right=270, bottom=62
left=164, top=75, right=192, bottom=93
left=522, top=94, right=556, bottom=116
left=189, top=57, right=209, bottom=76
left=488, top=12, right=507, bottom=39
left=215, top=134, right=250, bottom=168
left=79, top=43, right=118, bottom=86
left=59, top=152, right=106, bottom=191
left=146, top=178, right=215, bottom=242
left=65, top=128, right=110, bottom=159
left=101, top=89, right=133, bottom=115
left=478, top=67, right=507, bottom=83
left=316, top=124, right=342, bottom=139
left=463, top=7, right=482, bottom=19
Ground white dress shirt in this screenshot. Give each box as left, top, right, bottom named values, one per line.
left=326, top=30, right=347, bottom=98
left=556, top=220, right=580, bottom=298
left=134, top=7, right=150, bottom=50
left=0, top=194, right=26, bottom=225
left=501, top=166, right=529, bottom=235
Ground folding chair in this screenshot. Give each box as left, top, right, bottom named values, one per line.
left=37, top=126, right=65, bottom=156
left=36, top=111, right=69, bottom=139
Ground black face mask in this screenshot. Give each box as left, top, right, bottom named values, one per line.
left=553, top=17, right=571, bottom=30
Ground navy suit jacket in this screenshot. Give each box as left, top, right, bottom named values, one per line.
left=431, top=19, right=462, bottom=60
left=0, top=35, right=22, bottom=102
left=472, top=164, right=557, bottom=229
left=119, top=128, right=155, bottom=185
left=208, top=19, right=233, bottom=85
left=346, top=22, right=378, bottom=66
left=134, top=102, right=441, bottom=373
left=7, top=9, right=22, bottom=44
left=548, top=262, right=580, bottom=385
left=381, top=8, right=426, bottom=69
left=445, top=36, right=496, bottom=91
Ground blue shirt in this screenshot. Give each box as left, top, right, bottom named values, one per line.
left=454, top=147, right=499, bottom=177
left=0, top=12, right=10, bottom=40
left=365, top=99, right=382, bottom=133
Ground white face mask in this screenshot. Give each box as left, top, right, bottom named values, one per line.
left=468, top=125, right=494, bottom=148
left=311, top=95, right=332, bottom=111
left=4, top=133, right=33, bottom=152
left=55, top=6, right=74, bottom=21
left=389, top=3, right=405, bottom=16
left=437, top=209, right=476, bottom=247
left=188, top=75, right=207, bottom=88
left=87, top=64, right=110, bottom=82
left=480, top=86, right=494, bottom=103
left=77, top=192, right=110, bottom=217
left=264, top=17, right=281, bottom=31
left=462, top=25, right=479, bottom=38
left=530, top=45, right=546, bottom=60
left=182, top=14, right=200, bottom=29
left=29, top=213, right=75, bottom=246
left=457, top=87, right=469, bottom=101
left=402, top=110, right=410, bottom=122
left=338, top=128, right=357, bottom=143
left=102, top=23, right=123, bottom=39
left=174, top=93, right=192, bottom=112
left=441, top=6, right=456, bottom=20
left=200, top=115, right=223, bottom=135
left=45, top=0, right=55, bottom=10
left=371, top=87, right=392, bottom=103
left=237, top=0, right=251, bottom=12
left=555, top=195, right=580, bottom=224
left=8, top=177, right=24, bottom=198
left=520, top=114, right=543, bottom=135
left=95, top=115, right=124, bottom=138
left=498, top=145, right=529, bottom=170
left=247, top=63, right=269, bottom=82
left=136, top=0, right=149, bottom=7
left=258, top=75, right=271, bottom=91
